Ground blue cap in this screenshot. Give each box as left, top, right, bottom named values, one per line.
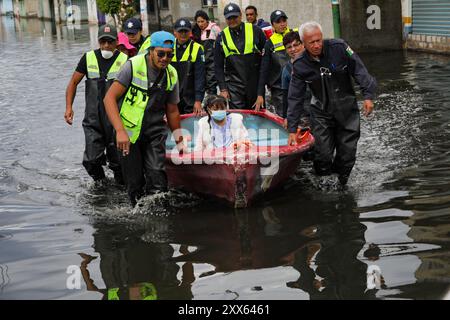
left=150, top=31, right=175, bottom=49
left=124, top=18, right=142, bottom=34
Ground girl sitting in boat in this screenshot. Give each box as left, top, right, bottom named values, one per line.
left=194, top=95, right=252, bottom=151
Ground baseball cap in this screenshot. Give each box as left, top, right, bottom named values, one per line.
left=98, top=24, right=117, bottom=40
left=150, top=31, right=175, bottom=49
left=118, top=32, right=136, bottom=50
left=174, top=18, right=192, bottom=32
left=270, top=10, right=288, bottom=23
left=124, top=18, right=142, bottom=34
left=224, top=3, right=241, bottom=19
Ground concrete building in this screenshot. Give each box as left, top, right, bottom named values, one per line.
left=403, top=0, right=450, bottom=54
left=136, top=0, right=404, bottom=51
left=3, top=0, right=448, bottom=54
left=0, top=0, right=13, bottom=15
left=9, top=0, right=53, bottom=19
left=138, top=0, right=334, bottom=38
left=340, top=0, right=403, bottom=51
left=5, top=0, right=101, bottom=24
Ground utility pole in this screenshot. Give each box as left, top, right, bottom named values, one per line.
left=331, top=0, right=341, bottom=38
left=156, top=0, right=161, bottom=30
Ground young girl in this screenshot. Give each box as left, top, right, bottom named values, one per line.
left=194, top=95, right=251, bottom=151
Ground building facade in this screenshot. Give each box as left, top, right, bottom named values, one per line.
left=138, top=0, right=334, bottom=38
left=404, top=0, right=450, bottom=54
left=3, top=0, right=449, bottom=54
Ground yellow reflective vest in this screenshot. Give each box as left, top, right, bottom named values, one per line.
left=119, top=54, right=178, bottom=143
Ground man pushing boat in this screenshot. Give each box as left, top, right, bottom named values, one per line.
left=104, top=31, right=186, bottom=207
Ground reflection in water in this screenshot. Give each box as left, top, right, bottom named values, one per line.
left=286, top=195, right=375, bottom=299
left=79, top=223, right=194, bottom=300
left=80, top=191, right=386, bottom=300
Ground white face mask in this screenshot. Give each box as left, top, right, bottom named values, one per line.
left=101, top=50, right=114, bottom=59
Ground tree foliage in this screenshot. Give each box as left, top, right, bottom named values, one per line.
left=97, top=0, right=137, bottom=28
left=97, top=0, right=122, bottom=16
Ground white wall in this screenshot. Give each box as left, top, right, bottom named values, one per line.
left=87, top=0, right=97, bottom=24
left=401, top=0, right=412, bottom=35
left=1, top=0, right=14, bottom=13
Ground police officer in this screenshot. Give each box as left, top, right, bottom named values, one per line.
left=104, top=31, right=186, bottom=207
left=287, top=22, right=376, bottom=186
left=214, top=3, right=266, bottom=109
left=123, top=18, right=150, bottom=54
left=255, top=10, right=297, bottom=116
left=65, top=24, right=128, bottom=184
left=171, top=18, right=206, bottom=115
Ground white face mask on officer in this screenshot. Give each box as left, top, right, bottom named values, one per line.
left=101, top=50, right=114, bottom=59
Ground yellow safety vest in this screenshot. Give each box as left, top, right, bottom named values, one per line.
left=171, top=40, right=203, bottom=62
left=107, top=283, right=157, bottom=300
left=221, top=23, right=256, bottom=58
left=138, top=36, right=152, bottom=55
left=86, top=50, right=128, bottom=79
left=269, top=28, right=299, bottom=52
left=119, top=54, right=178, bottom=143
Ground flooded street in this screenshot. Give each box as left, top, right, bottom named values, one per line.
left=0, top=17, right=449, bottom=300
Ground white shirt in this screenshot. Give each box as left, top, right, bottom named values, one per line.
left=194, top=113, right=249, bottom=151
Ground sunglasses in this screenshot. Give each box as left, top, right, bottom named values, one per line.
left=156, top=50, right=174, bottom=59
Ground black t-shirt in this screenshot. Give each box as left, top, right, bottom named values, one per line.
left=133, top=35, right=147, bottom=53
left=75, top=49, right=121, bottom=78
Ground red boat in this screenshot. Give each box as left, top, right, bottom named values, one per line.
left=165, top=110, right=314, bottom=208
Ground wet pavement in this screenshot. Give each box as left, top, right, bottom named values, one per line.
left=0, top=17, right=449, bottom=300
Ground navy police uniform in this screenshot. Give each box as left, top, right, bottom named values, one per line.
left=214, top=23, right=266, bottom=109
left=287, top=39, right=376, bottom=184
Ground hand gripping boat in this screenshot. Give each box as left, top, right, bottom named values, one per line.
left=165, top=110, right=314, bottom=208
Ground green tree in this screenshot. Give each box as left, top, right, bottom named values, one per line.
left=97, top=0, right=121, bottom=16
left=97, top=0, right=137, bottom=29
left=118, top=1, right=137, bottom=28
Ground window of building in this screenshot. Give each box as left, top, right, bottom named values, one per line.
left=160, top=0, right=169, bottom=10
left=147, top=0, right=168, bottom=13
left=202, top=0, right=218, bottom=7
left=147, top=0, right=155, bottom=14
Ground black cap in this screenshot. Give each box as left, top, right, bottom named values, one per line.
left=98, top=24, right=117, bottom=40
left=174, top=18, right=192, bottom=32
left=270, top=10, right=288, bottom=23
left=224, top=3, right=241, bottom=19
left=124, top=18, right=142, bottom=34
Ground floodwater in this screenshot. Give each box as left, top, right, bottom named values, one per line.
left=0, top=17, right=449, bottom=300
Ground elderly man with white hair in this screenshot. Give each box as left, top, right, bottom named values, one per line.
left=287, top=21, right=376, bottom=187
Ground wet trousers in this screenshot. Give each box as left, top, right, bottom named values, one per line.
left=120, top=134, right=168, bottom=205
left=269, top=87, right=284, bottom=117
left=82, top=106, right=121, bottom=181
left=310, top=104, right=360, bottom=185
left=178, top=99, right=193, bottom=115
